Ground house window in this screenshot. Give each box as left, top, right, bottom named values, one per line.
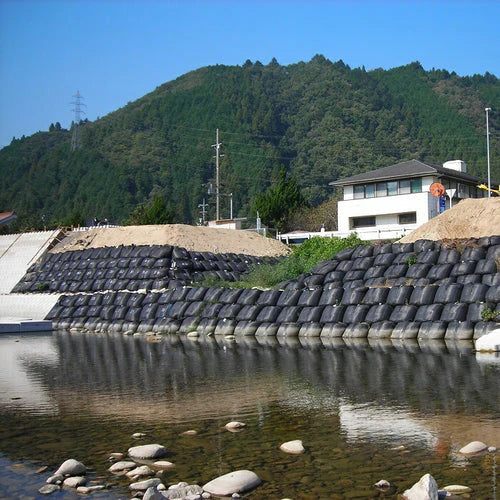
left=354, top=185, right=365, bottom=199
left=399, top=179, right=411, bottom=194
left=352, top=216, right=376, bottom=228
left=387, top=181, right=398, bottom=196
left=365, top=183, right=375, bottom=198
left=399, top=212, right=417, bottom=224
left=410, top=178, right=422, bottom=193
left=376, top=182, right=387, bottom=197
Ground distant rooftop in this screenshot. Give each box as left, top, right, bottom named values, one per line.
left=329, top=159, right=486, bottom=186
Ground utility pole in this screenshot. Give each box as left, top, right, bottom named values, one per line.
left=70, top=90, right=85, bottom=151
left=198, top=198, right=208, bottom=225
left=212, top=129, right=222, bottom=220
left=485, top=107, right=492, bottom=197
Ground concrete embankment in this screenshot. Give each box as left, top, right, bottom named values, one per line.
left=12, top=237, right=499, bottom=341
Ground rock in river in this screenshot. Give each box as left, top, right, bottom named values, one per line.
left=126, top=465, right=154, bottom=478
left=63, top=476, right=87, bottom=488
left=203, top=470, right=261, bottom=496
left=108, top=460, right=137, bottom=473
left=279, top=440, right=305, bottom=454
left=38, top=484, right=61, bottom=495
left=55, top=458, right=86, bottom=477
left=402, top=473, right=438, bottom=499
left=459, top=441, right=488, bottom=455
left=128, top=443, right=167, bottom=460
left=130, top=478, right=162, bottom=491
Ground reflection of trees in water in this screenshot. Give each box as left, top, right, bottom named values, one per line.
left=22, top=332, right=500, bottom=418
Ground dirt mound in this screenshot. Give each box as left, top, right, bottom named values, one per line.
left=51, top=224, right=291, bottom=257
left=400, top=198, right=500, bottom=243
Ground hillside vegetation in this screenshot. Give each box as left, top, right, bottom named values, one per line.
left=0, top=56, right=498, bottom=228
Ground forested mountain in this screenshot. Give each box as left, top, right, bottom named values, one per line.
left=0, top=56, right=498, bottom=227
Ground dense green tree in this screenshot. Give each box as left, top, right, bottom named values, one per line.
left=127, top=194, right=176, bottom=225
left=253, top=167, right=307, bottom=232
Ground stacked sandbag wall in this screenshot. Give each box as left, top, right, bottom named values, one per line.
left=44, top=237, right=500, bottom=340
left=12, top=244, right=279, bottom=294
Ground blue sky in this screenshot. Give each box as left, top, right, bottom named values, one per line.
left=0, top=0, right=498, bottom=148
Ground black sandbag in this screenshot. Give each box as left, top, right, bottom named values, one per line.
left=152, top=279, right=170, bottom=290
left=351, top=245, right=374, bottom=258
left=320, top=323, right=346, bottom=337
left=172, top=259, right=192, bottom=270
left=256, top=306, right=281, bottom=323
left=167, top=301, right=189, bottom=319
left=310, top=260, right=338, bottom=274
left=277, top=290, right=301, bottom=307
left=218, top=288, right=243, bottom=304
left=101, top=305, right=116, bottom=320
left=412, top=279, right=432, bottom=287
left=237, top=288, right=262, bottom=305
left=113, top=279, right=128, bottom=290
left=406, top=264, right=432, bottom=279
left=384, top=264, right=408, bottom=279
left=303, top=274, right=325, bottom=287
left=391, top=321, right=420, bottom=339
left=137, top=279, right=154, bottom=291
left=127, top=293, right=145, bottom=308
left=486, top=285, right=500, bottom=303
left=367, top=321, right=395, bottom=339
left=336, top=260, right=353, bottom=272
left=171, top=269, right=190, bottom=280
left=170, top=287, right=190, bottom=301
left=194, top=317, right=217, bottom=335
left=153, top=258, right=171, bottom=269
left=74, top=294, right=90, bottom=307
left=80, top=280, right=94, bottom=292
left=426, top=264, right=453, bottom=281
left=150, top=268, right=169, bottom=279
left=416, top=251, right=439, bottom=265
left=237, top=304, right=263, bottom=321
left=437, top=248, right=460, bottom=265
left=276, top=306, right=300, bottom=323
left=475, top=259, right=497, bottom=275
left=172, top=247, right=190, bottom=260
left=86, top=305, right=103, bottom=317
left=374, top=253, right=396, bottom=266
left=83, top=269, right=95, bottom=281
left=451, top=261, right=477, bottom=276
left=184, top=301, right=205, bottom=316
left=101, top=292, right=117, bottom=305
left=151, top=245, right=172, bottom=259
left=434, top=283, right=463, bottom=304
left=392, top=242, right=414, bottom=254
left=486, top=244, right=500, bottom=261
left=393, top=252, right=415, bottom=265
left=138, top=268, right=152, bottom=280
left=343, top=304, right=370, bottom=323
left=363, top=266, right=387, bottom=280
left=390, top=305, right=417, bottom=322
left=373, top=242, right=393, bottom=255
left=352, top=256, right=375, bottom=270
left=440, top=303, right=468, bottom=322
left=456, top=274, right=482, bottom=285
left=283, top=279, right=304, bottom=291
left=415, top=304, right=443, bottom=322
left=298, top=323, right=322, bottom=337
left=344, top=269, right=366, bottom=282
left=114, top=292, right=131, bottom=306
left=319, top=287, right=344, bottom=306
left=462, top=247, right=486, bottom=261
left=105, top=269, right=119, bottom=279
left=409, top=285, right=437, bottom=305
left=320, top=305, right=346, bottom=323
left=178, top=316, right=200, bottom=333
left=112, top=305, right=128, bottom=320
left=386, top=286, right=413, bottom=305
left=156, top=304, right=172, bottom=319
left=363, top=287, right=389, bottom=305
left=116, top=258, right=130, bottom=269
left=87, top=294, right=103, bottom=306
left=334, top=247, right=355, bottom=261
left=256, top=289, right=281, bottom=306
left=200, top=302, right=223, bottom=318
left=341, top=287, right=367, bottom=305
left=466, top=302, right=496, bottom=323
left=158, top=290, right=173, bottom=304
left=460, top=283, right=489, bottom=303
left=343, top=323, right=369, bottom=338
left=365, top=304, right=393, bottom=323
left=297, top=306, right=324, bottom=323
left=45, top=305, right=63, bottom=320
left=93, top=269, right=107, bottom=280
left=214, top=319, right=237, bottom=336
left=413, top=239, right=436, bottom=252
left=68, top=281, right=82, bottom=293
left=138, top=246, right=153, bottom=258
left=127, top=281, right=140, bottom=291
left=185, top=287, right=207, bottom=302
left=140, top=304, right=158, bottom=320
left=324, top=271, right=345, bottom=283
left=297, top=289, right=322, bottom=307
left=142, top=292, right=161, bottom=305
left=417, top=321, right=447, bottom=340
left=276, top=323, right=301, bottom=337
left=59, top=306, right=76, bottom=318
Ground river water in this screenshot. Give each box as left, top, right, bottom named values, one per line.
left=0, top=331, right=498, bottom=499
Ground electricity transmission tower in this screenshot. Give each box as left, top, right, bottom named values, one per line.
left=70, top=91, right=85, bottom=151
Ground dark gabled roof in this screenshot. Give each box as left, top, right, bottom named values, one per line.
left=329, top=159, right=486, bottom=186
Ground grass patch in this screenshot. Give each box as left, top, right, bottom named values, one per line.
left=195, top=234, right=366, bottom=289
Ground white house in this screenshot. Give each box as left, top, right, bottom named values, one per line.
left=330, top=159, right=488, bottom=235
left=278, top=159, right=491, bottom=243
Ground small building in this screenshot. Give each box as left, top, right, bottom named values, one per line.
left=329, top=159, right=488, bottom=236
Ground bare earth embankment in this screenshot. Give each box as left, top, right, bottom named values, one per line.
left=400, top=198, right=500, bottom=243
left=51, top=224, right=291, bottom=257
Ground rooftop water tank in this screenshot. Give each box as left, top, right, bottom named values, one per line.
left=443, top=160, right=467, bottom=173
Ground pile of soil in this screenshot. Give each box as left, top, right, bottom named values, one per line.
left=400, top=198, right=500, bottom=243
left=51, top=224, right=291, bottom=257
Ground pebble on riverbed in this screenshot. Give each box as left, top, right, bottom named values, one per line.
left=203, top=470, right=261, bottom=497
left=38, top=484, right=61, bottom=495
left=108, top=460, right=137, bottom=473
left=132, top=432, right=147, bottom=438
left=55, top=458, right=86, bottom=477
left=279, top=440, right=305, bottom=454
left=402, top=473, right=438, bottom=499
left=458, top=441, right=488, bottom=455
left=126, top=465, right=154, bottom=478
left=373, top=479, right=391, bottom=489
left=181, top=429, right=198, bottom=436
left=224, top=421, right=246, bottom=432
left=153, top=460, right=175, bottom=469
left=128, top=443, right=168, bottom=460
left=62, top=476, right=87, bottom=488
